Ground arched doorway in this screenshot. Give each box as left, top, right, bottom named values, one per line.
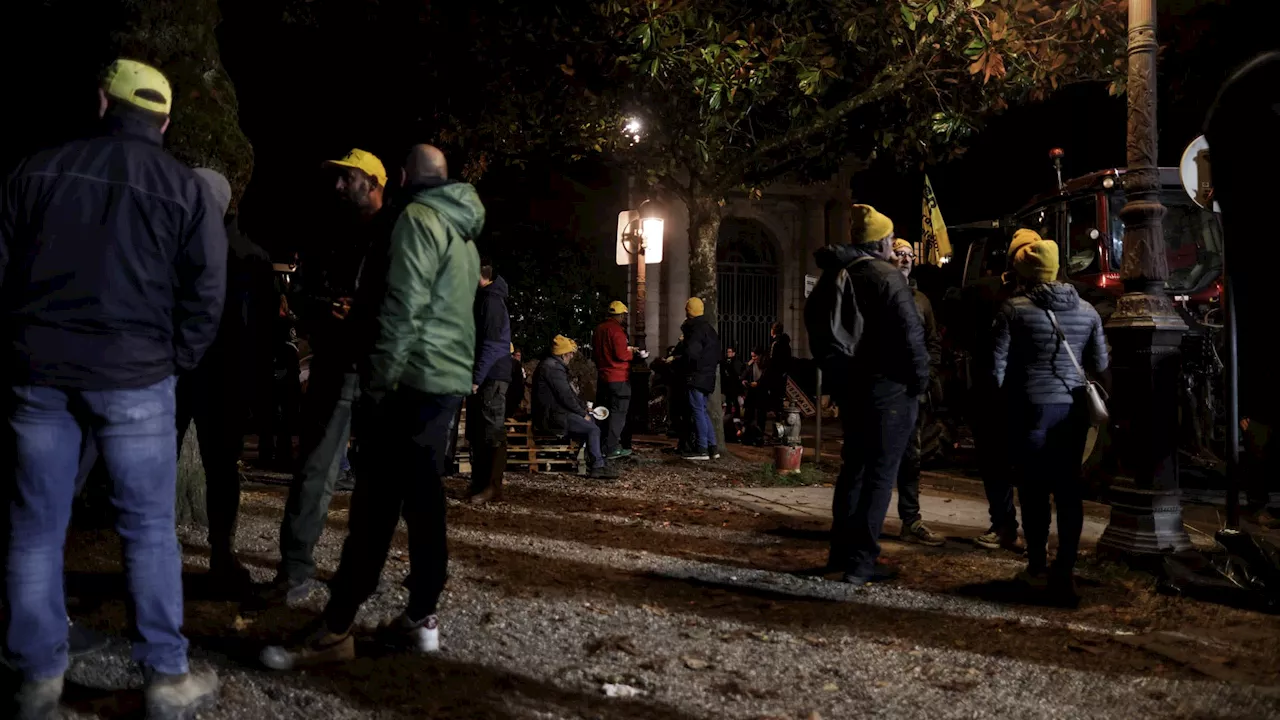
left=716, top=218, right=781, bottom=358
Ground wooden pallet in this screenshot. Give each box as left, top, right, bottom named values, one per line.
left=453, top=411, right=582, bottom=474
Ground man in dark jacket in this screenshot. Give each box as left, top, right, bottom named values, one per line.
left=0, top=59, right=222, bottom=717
left=466, top=263, right=513, bottom=503
left=533, top=336, right=617, bottom=479
left=764, top=322, right=792, bottom=415
left=675, top=297, right=721, bottom=461
left=721, top=347, right=745, bottom=427
left=507, top=347, right=526, bottom=418
left=593, top=301, right=635, bottom=460
left=177, top=168, right=274, bottom=586
left=258, top=148, right=395, bottom=608
left=805, top=204, right=929, bottom=586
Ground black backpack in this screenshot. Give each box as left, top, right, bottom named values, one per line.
left=804, top=256, right=873, bottom=389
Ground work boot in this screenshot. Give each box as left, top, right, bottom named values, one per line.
left=589, top=464, right=619, bottom=480
left=244, top=575, right=317, bottom=611
left=375, top=612, right=440, bottom=654
left=143, top=668, right=219, bottom=720
left=260, top=621, right=355, bottom=671
left=606, top=448, right=633, bottom=460
left=900, top=519, right=946, bottom=547
left=12, top=675, right=62, bottom=720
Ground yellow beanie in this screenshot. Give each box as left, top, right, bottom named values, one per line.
left=685, top=297, right=705, bottom=317
left=850, top=204, right=894, bottom=245
left=1009, top=228, right=1043, bottom=260
left=608, top=300, right=628, bottom=315
left=1013, top=240, right=1060, bottom=283
left=551, top=335, right=577, bottom=356
left=892, top=238, right=913, bottom=254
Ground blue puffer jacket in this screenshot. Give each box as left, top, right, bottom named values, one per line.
left=993, top=282, right=1108, bottom=405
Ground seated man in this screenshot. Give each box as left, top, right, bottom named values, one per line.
left=531, top=336, right=617, bottom=479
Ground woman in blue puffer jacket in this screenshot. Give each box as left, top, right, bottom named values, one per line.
left=993, top=233, right=1109, bottom=605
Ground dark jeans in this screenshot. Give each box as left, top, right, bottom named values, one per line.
left=830, top=386, right=918, bottom=578
left=743, top=387, right=770, bottom=444
left=466, top=380, right=509, bottom=451
left=688, top=387, right=713, bottom=450
left=896, top=401, right=925, bottom=526
left=324, top=389, right=461, bottom=630
left=972, top=391, right=1019, bottom=534
left=1011, top=401, right=1088, bottom=573
left=278, top=362, right=359, bottom=584
left=563, top=414, right=604, bottom=470
left=176, top=368, right=245, bottom=563
left=5, top=378, right=187, bottom=680
left=595, top=379, right=631, bottom=455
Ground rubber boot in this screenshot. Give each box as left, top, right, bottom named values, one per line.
left=467, top=448, right=491, bottom=501
left=488, top=445, right=507, bottom=501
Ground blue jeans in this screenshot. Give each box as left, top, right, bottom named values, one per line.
left=562, top=414, right=604, bottom=469
left=687, top=388, right=713, bottom=450
left=5, top=377, right=187, bottom=680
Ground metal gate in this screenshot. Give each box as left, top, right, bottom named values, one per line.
left=716, top=218, right=780, bottom=358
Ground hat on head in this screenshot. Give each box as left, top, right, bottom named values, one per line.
left=850, top=204, right=894, bottom=245
left=102, top=59, right=172, bottom=115
left=324, top=149, right=388, bottom=188
left=1013, top=240, right=1060, bottom=283
left=1009, top=228, right=1043, bottom=260
left=892, top=238, right=913, bottom=254
left=192, top=168, right=232, bottom=218
left=685, top=297, right=704, bottom=317
left=551, top=335, right=577, bottom=356
left=608, top=301, right=628, bottom=315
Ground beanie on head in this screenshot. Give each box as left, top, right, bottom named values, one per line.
left=1013, top=240, right=1060, bottom=283
left=850, top=204, right=894, bottom=245
left=685, top=297, right=705, bottom=317
left=551, top=335, right=577, bottom=356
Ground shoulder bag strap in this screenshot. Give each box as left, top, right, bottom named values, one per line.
left=1045, top=309, right=1089, bottom=384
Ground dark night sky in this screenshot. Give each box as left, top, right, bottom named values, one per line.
left=1, top=0, right=1275, bottom=262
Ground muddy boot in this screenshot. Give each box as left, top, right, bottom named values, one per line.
left=143, top=668, right=219, bottom=720
left=487, top=446, right=507, bottom=501
left=12, top=675, right=63, bottom=720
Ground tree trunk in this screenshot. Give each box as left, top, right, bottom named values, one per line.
left=686, top=193, right=726, bottom=448
left=175, top=425, right=208, bottom=526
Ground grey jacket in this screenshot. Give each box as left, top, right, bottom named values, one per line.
left=993, top=283, right=1108, bottom=405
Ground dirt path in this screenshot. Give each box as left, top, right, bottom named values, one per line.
left=55, top=452, right=1280, bottom=719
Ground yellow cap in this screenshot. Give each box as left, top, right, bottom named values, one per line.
left=850, top=204, right=894, bottom=245
left=892, top=238, right=913, bottom=254
left=324, top=149, right=388, bottom=188
left=1014, top=240, right=1060, bottom=283
left=608, top=301, right=628, bottom=315
left=1009, top=228, right=1043, bottom=260
left=551, top=335, right=577, bottom=356
left=102, top=59, right=172, bottom=115
left=685, top=297, right=704, bottom=317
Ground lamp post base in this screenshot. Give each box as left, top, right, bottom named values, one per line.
left=1097, top=485, right=1193, bottom=559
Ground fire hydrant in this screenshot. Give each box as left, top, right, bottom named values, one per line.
left=774, top=404, right=804, bottom=474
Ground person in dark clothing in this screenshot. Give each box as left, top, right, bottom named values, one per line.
left=721, top=347, right=745, bottom=423
left=994, top=234, right=1108, bottom=604
left=259, top=260, right=301, bottom=469
left=674, top=297, right=720, bottom=461
left=665, top=341, right=693, bottom=452
left=532, top=336, right=617, bottom=479
left=764, top=322, right=792, bottom=414
left=805, top=204, right=929, bottom=587
left=176, top=168, right=274, bottom=586
left=0, top=59, right=223, bottom=717
left=466, top=263, right=513, bottom=503
left=593, top=301, right=635, bottom=460
left=256, top=148, right=392, bottom=608
left=966, top=230, right=1042, bottom=552
left=741, top=348, right=770, bottom=445
left=1205, top=52, right=1280, bottom=525
left=507, top=347, right=526, bottom=418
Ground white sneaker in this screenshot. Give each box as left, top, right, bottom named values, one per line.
left=377, top=613, right=440, bottom=654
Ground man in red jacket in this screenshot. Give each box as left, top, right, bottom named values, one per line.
left=593, top=301, right=635, bottom=459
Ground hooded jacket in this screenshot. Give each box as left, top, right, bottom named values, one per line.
left=808, top=243, right=930, bottom=396
left=677, top=315, right=720, bottom=393
left=531, top=354, right=585, bottom=433
left=473, top=275, right=513, bottom=385
left=363, top=181, right=484, bottom=398
left=0, top=109, right=227, bottom=389
left=993, top=282, right=1109, bottom=405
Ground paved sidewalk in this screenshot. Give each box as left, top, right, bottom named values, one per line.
left=708, top=479, right=1111, bottom=543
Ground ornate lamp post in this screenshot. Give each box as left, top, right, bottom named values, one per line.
left=1097, top=0, right=1193, bottom=558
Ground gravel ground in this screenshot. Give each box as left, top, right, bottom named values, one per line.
left=55, top=453, right=1280, bottom=719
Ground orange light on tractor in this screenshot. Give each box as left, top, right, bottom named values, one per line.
left=1049, top=147, right=1065, bottom=159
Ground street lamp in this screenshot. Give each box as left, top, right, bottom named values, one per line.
left=1097, top=0, right=1193, bottom=560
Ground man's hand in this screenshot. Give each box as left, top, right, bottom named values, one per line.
left=584, top=413, right=593, bottom=421
left=331, top=297, right=353, bottom=320
left=472, top=384, right=480, bottom=395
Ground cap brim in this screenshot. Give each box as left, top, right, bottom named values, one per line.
left=323, top=159, right=358, bottom=170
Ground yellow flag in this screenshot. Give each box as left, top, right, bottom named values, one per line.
left=921, top=174, right=952, bottom=266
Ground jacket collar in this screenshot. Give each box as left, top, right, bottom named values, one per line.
left=101, top=109, right=164, bottom=147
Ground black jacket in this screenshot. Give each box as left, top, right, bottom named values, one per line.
left=531, top=355, right=585, bottom=433
left=764, top=332, right=792, bottom=389
left=0, top=110, right=227, bottom=389
left=473, top=275, right=513, bottom=385
left=721, top=355, right=745, bottom=396
left=198, top=215, right=273, bottom=388
left=677, top=315, right=720, bottom=393
left=993, top=282, right=1109, bottom=405
left=810, top=244, right=929, bottom=397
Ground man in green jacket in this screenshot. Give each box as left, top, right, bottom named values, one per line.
left=262, top=145, right=482, bottom=669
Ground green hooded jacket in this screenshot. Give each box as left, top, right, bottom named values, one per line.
left=366, top=182, right=484, bottom=397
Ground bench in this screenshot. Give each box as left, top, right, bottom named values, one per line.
left=453, top=410, right=582, bottom=474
